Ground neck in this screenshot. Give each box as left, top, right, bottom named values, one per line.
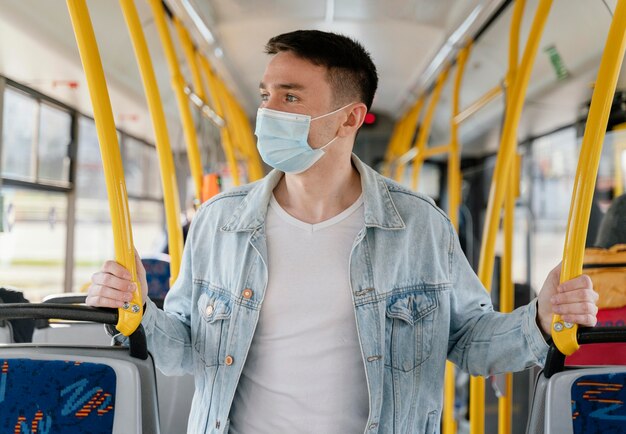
left=273, top=151, right=362, bottom=224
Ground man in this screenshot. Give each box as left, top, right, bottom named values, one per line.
left=87, top=30, right=598, bottom=433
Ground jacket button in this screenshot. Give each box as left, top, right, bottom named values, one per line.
left=205, top=305, right=214, bottom=316
left=242, top=288, right=253, bottom=299
left=225, top=355, right=234, bottom=366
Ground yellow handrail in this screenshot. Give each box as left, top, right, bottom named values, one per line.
left=197, top=54, right=241, bottom=186
left=613, top=123, right=626, bottom=197
left=471, top=1, right=550, bottom=433
left=410, top=66, right=450, bottom=190
left=66, top=0, right=142, bottom=336
left=382, top=118, right=404, bottom=177
left=173, top=17, right=207, bottom=102
left=233, top=98, right=264, bottom=181
left=454, top=84, right=503, bottom=125
left=498, top=2, right=526, bottom=432
left=119, top=0, right=183, bottom=283
left=147, top=0, right=203, bottom=204
left=392, top=102, right=423, bottom=181
left=393, top=97, right=425, bottom=182
left=443, top=43, right=471, bottom=434
left=553, top=0, right=626, bottom=356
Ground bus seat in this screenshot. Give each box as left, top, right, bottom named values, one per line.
left=0, top=304, right=160, bottom=434
left=0, top=345, right=159, bottom=433
left=526, top=327, right=626, bottom=434
left=142, top=256, right=171, bottom=306
left=30, top=294, right=193, bottom=434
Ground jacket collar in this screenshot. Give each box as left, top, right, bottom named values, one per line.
left=221, top=154, right=405, bottom=232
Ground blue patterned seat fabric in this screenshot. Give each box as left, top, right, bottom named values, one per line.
left=572, top=372, right=626, bottom=433
left=0, top=358, right=116, bottom=433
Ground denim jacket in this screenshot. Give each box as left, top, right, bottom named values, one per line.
left=140, top=155, right=549, bottom=434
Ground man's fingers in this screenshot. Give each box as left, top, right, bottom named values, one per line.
left=551, top=287, right=599, bottom=305
left=85, top=293, right=127, bottom=309
left=557, top=274, right=593, bottom=293
left=553, top=299, right=598, bottom=316
left=101, top=260, right=132, bottom=280
left=91, top=271, right=136, bottom=293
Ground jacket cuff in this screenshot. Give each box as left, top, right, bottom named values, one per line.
left=524, top=298, right=550, bottom=365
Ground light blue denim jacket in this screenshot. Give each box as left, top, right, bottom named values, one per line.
left=140, top=155, right=549, bottom=434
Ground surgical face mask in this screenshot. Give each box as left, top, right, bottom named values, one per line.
left=254, top=103, right=352, bottom=174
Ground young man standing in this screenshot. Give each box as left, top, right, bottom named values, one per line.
left=88, top=30, right=598, bottom=433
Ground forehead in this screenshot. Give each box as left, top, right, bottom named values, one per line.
left=260, top=51, right=331, bottom=92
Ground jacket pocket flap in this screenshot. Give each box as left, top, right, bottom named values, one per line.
left=197, top=292, right=232, bottom=323
left=386, top=292, right=437, bottom=325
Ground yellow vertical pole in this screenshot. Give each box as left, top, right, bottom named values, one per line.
left=197, top=54, right=242, bottom=186
left=119, top=0, right=183, bottom=283
left=613, top=123, right=626, bottom=197
left=66, top=0, right=142, bottom=336
left=147, top=0, right=203, bottom=203
left=233, top=100, right=264, bottom=181
left=216, top=79, right=244, bottom=185
left=498, top=2, right=525, bottom=432
left=411, top=67, right=450, bottom=191
left=498, top=154, right=520, bottom=434
left=443, top=43, right=470, bottom=434
left=394, top=97, right=426, bottom=182
left=470, top=1, right=552, bottom=433
left=382, top=118, right=404, bottom=177
left=173, top=17, right=208, bottom=102
left=552, top=0, right=626, bottom=356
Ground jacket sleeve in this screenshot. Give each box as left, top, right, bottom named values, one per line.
left=140, top=226, right=196, bottom=376
left=446, top=223, right=549, bottom=376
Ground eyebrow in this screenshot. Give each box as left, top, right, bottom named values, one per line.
left=259, top=82, right=305, bottom=91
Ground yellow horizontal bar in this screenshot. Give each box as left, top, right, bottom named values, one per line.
left=421, top=144, right=451, bottom=159
left=454, top=84, right=503, bottom=125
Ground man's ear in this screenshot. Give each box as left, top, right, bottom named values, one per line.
left=338, top=103, right=368, bottom=137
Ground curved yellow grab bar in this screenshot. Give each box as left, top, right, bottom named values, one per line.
left=66, top=0, right=142, bottom=336
left=498, top=3, right=526, bottom=433
left=410, top=66, right=450, bottom=191
left=147, top=0, right=203, bottom=204
left=471, top=1, right=548, bottom=433
left=553, top=0, right=626, bottom=356
left=393, top=97, right=425, bottom=182
left=174, top=17, right=207, bottom=102
left=119, top=0, right=183, bottom=283
left=197, top=54, right=241, bottom=187
left=442, top=43, right=470, bottom=434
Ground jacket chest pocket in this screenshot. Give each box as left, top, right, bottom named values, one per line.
left=194, top=291, right=233, bottom=367
left=384, top=290, right=438, bottom=372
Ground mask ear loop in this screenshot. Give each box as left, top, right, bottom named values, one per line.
left=319, top=136, right=339, bottom=151
left=311, top=102, right=355, bottom=121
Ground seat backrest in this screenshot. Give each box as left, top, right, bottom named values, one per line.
left=33, top=316, right=193, bottom=433
left=32, top=322, right=111, bottom=346
left=141, top=256, right=171, bottom=302
left=0, top=345, right=160, bottom=433
left=527, top=366, right=626, bottom=434
left=526, top=369, right=549, bottom=434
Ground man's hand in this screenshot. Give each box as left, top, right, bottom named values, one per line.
left=86, top=249, right=148, bottom=308
left=537, top=263, right=599, bottom=336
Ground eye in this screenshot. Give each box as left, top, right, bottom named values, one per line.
left=285, top=94, right=298, bottom=103
left=259, top=92, right=269, bottom=102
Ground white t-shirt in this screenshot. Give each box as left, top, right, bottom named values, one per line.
left=229, top=194, right=369, bottom=434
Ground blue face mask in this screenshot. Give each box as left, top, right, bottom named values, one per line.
left=255, top=103, right=352, bottom=174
